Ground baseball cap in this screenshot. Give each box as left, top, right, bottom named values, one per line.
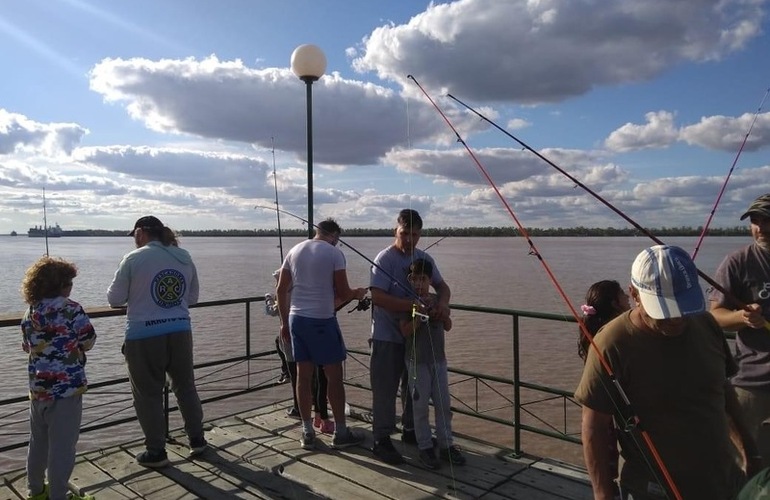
left=740, top=193, right=770, bottom=221
left=630, top=245, right=705, bottom=319
left=128, top=215, right=164, bottom=236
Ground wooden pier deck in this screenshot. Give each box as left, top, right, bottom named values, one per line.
left=0, top=403, right=592, bottom=499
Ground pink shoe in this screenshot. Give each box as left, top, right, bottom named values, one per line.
left=313, top=417, right=335, bottom=434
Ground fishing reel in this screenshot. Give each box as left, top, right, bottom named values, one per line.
left=347, top=296, right=372, bottom=314
left=411, top=302, right=431, bottom=323
left=264, top=293, right=279, bottom=317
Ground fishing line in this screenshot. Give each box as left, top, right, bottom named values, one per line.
left=266, top=137, right=288, bottom=389
left=271, top=137, right=284, bottom=262
left=446, top=92, right=770, bottom=334
left=410, top=75, right=682, bottom=500
left=691, top=87, right=770, bottom=260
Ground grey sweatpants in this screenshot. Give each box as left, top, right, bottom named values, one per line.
left=370, top=339, right=413, bottom=441
left=27, top=394, right=82, bottom=500
left=406, top=360, right=453, bottom=450
left=124, top=331, right=204, bottom=451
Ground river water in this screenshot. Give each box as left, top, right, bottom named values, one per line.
left=0, top=234, right=748, bottom=472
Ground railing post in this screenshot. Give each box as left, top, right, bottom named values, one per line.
left=512, top=313, right=522, bottom=458
left=246, top=302, right=251, bottom=358
left=246, top=302, right=251, bottom=387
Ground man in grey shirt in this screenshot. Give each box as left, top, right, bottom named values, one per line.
left=369, top=209, right=451, bottom=464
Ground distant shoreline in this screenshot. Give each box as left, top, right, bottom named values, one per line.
left=4, top=226, right=752, bottom=238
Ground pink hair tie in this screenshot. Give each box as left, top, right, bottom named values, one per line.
left=581, top=304, right=597, bottom=316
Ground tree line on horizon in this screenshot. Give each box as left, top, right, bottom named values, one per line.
left=55, top=225, right=751, bottom=238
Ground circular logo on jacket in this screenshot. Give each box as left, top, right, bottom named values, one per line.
left=151, top=269, right=186, bottom=308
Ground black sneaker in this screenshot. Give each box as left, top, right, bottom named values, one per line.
left=286, top=407, right=301, bottom=419
left=189, top=436, right=208, bottom=457
left=372, top=436, right=404, bottom=465
left=439, top=445, right=466, bottom=465
left=300, top=431, right=315, bottom=450
left=331, top=428, right=365, bottom=449
left=136, top=449, right=170, bottom=468
left=401, top=428, right=417, bottom=445
left=419, top=447, right=440, bottom=470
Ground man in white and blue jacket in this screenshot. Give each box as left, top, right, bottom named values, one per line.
left=107, top=215, right=206, bottom=468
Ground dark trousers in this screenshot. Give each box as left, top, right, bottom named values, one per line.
left=124, top=332, right=204, bottom=451
left=288, top=362, right=328, bottom=419
left=370, top=339, right=413, bottom=441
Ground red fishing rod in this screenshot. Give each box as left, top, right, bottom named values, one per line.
left=691, top=88, right=770, bottom=260
left=446, top=92, right=770, bottom=333
left=409, top=75, right=683, bottom=500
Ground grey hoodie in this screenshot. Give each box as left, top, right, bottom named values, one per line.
left=107, top=241, right=200, bottom=340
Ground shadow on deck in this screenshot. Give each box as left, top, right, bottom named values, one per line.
left=0, top=403, right=592, bottom=499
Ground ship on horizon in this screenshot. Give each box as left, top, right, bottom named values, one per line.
left=28, top=223, right=63, bottom=238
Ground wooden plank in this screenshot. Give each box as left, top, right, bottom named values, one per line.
left=530, top=457, right=591, bottom=483
left=7, top=474, right=29, bottom=500
left=132, top=444, right=261, bottom=500
left=208, top=422, right=393, bottom=499
left=0, top=483, right=21, bottom=500
left=0, top=403, right=594, bottom=500
left=234, top=400, right=296, bottom=421
left=503, top=467, right=593, bottom=500
left=247, top=408, right=570, bottom=500
left=69, top=456, right=137, bottom=498
left=88, top=445, right=198, bottom=500
left=484, top=478, right=567, bottom=500
left=256, top=421, right=483, bottom=500
left=168, top=431, right=320, bottom=499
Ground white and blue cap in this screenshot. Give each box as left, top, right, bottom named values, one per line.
left=631, top=245, right=705, bottom=319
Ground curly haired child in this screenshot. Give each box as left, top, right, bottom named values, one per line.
left=21, top=256, right=96, bottom=500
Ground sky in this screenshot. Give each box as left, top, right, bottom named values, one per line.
left=1, top=0, right=769, bottom=234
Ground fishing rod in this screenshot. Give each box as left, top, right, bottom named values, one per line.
left=691, top=87, right=770, bottom=260
left=446, top=92, right=770, bottom=333
left=254, top=205, right=430, bottom=309
left=411, top=75, right=681, bottom=500
left=271, top=137, right=284, bottom=262
left=423, top=235, right=448, bottom=252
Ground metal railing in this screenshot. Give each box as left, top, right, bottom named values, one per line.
left=0, top=298, right=582, bottom=460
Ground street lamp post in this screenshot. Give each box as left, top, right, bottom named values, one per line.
left=290, top=44, right=327, bottom=239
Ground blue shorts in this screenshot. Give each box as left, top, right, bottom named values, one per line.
left=289, top=314, right=347, bottom=365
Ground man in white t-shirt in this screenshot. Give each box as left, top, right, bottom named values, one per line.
left=276, top=218, right=367, bottom=450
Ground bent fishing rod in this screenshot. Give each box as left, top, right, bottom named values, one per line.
left=447, top=92, right=770, bottom=333
left=691, top=87, right=770, bottom=260
left=411, top=75, right=682, bottom=500
left=254, top=205, right=431, bottom=310
left=423, top=235, right=449, bottom=252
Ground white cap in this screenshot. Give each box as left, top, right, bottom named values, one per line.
left=630, top=245, right=705, bottom=319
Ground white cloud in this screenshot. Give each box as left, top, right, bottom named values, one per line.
left=352, top=0, right=764, bottom=103
left=604, top=111, right=679, bottom=152
left=0, top=109, right=88, bottom=156
left=605, top=109, right=770, bottom=153
left=507, top=118, right=530, bottom=130
left=74, top=145, right=273, bottom=198
left=88, top=55, right=485, bottom=166
left=680, top=111, right=770, bottom=151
